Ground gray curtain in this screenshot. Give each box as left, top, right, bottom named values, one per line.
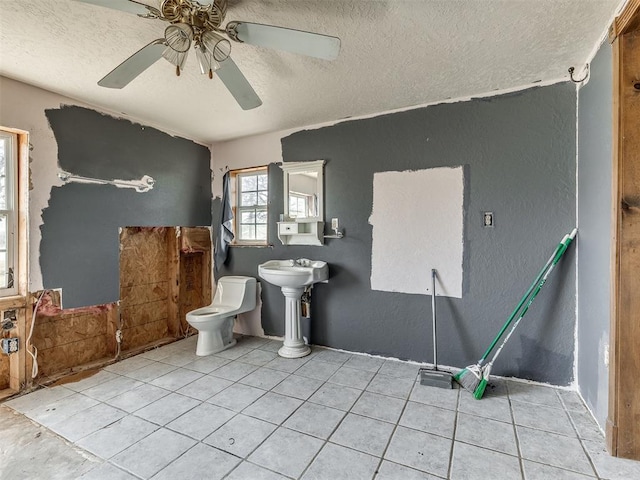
left=214, top=172, right=234, bottom=272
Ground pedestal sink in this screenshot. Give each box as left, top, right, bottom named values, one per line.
left=258, top=259, right=328, bottom=358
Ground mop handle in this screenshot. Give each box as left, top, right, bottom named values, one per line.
left=487, top=228, right=577, bottom=366
left=432, top=269, right=437, bottom=370
left=477, top=233, right=570, bottom=364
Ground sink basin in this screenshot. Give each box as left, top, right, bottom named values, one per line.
left=258, top=259, right=328, bottom=288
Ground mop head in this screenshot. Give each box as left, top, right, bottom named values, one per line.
left=454, top=364, right=482, bottom=393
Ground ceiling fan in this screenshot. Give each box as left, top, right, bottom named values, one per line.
left=75, top=0, right=341, bottom=110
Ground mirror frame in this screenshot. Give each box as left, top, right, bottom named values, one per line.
left=281, top=160, right=325, bottom=221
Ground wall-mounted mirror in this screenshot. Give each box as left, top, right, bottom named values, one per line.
left=281, top=160, right=325, bottom=221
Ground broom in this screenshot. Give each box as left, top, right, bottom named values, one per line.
left=472, top=228, right=577, bottom=399
left=454, top=231, right=573, bottom=394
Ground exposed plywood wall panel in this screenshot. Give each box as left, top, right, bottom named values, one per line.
left=119, top=226, right=212, bottom=350
left=119, top=227, right=171, bottom=351
left=0, top=354, right=9, bottom=390
left=30, top=305, right=116, bottom=378
left=179, top=227, right=212, bottom=336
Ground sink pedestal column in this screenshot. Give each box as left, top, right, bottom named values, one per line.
left=278, top=286, right=311, bottom=358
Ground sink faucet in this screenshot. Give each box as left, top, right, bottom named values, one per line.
left=295, top=258, right=310, bottom=267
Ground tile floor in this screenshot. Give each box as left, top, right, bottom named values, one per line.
left=4, top=335, right=640, bottom=480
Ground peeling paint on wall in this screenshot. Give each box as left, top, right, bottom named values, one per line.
left=369, top=166, right=464, bottom=298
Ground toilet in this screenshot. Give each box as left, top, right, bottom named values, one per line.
left=186, top=276, right=257, bottom=356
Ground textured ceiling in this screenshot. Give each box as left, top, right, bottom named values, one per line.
left=0, top=0, right=621, bottom=143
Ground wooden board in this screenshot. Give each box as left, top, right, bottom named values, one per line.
left=30, top=305, right=115, bottom=378
left=119, top=227, right=171, bottom=351
left=0, top=353, right=9, bottom=390
left=608, top=24, right=640, bottom=459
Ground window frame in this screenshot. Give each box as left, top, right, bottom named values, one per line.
left=230, top=166, right=269, bottom=246
left=0, top=130, right=18, bottom=297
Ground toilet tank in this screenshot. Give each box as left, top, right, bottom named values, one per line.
left=214, top=276, right=257, bottom=311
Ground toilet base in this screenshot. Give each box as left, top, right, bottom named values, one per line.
left=195, top=334, right=237, bottom=357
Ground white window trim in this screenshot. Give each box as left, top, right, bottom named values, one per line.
left=0, top=130, right=18, bottom=297
left=231, top=167, right=269, bottom=246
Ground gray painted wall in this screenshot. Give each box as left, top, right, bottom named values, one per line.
left=41, top=106, right=212, bottom=308
left=577, top=42, right=612, bottom=428
left=219, top=83, right=577, bottom=385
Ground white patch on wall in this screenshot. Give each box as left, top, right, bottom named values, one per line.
left=369, top=166, right=464, bottom=298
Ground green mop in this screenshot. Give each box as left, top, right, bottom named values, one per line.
left=472, top=227, right=577, bottom=399
left=454, top=229, right=577, bottom=395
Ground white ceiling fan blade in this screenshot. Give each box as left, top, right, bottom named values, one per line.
left=98, top=39, right=166, bottom=89
left=216, top=57, right=262, bottom=110
left=73, top=0, right=155, bottom=16
left=228, top=22, right=340, bottom=61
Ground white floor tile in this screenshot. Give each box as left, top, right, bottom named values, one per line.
left=79, top=462, right=139, bottom=480
left=302, top=442, right=379, bottom=480
left=343, top=355, right=385, bottom=373
left=511, top=399, right=575, bottom=436
left=271, top=374, right=323, bottom=400
left=522, top=460, right=597, bottom=479
left=203, top=413, right=276, bottom=458
left=182, top=355, right=230, bottom=374
left=26, top=392, right=99, bottom=427
left=583, top=439, right=640, bottom=480
left=76, top=415, right=158, bottom=459
left=104, top=356, right=154, bottom=375
left=149, top=368, right=204, bottom=391
left=104, top=383, right=170, bottom=413
left=151, top=443, right=240, bottom=480
left=64, top=371, right=120, bottom=393
left=450, top=441, right=521, bottom=480
left=517, top=426, right=593, bottom=475
left=207, top=383, right=266, bottom=412
left=351, top=391, right=405, bottom=424
left=166, top=402, right=235, bottom=440
left=410, top=382, right=460, bottom=411
left=226, top=462, right=290, bottom=480
left=378, top=360, right=421, bottom=380
left=134, top=392, right=200, bottom=426
left=330, top=413, right=394, bottom=456
left=248, top=427, right=324, bottom=478
left=81, top=376, right=144, bottom=402
left=399, top=401, right=456, bottom=438
left=308, top=382, right=361, bottom=411
left=242, top=392, right=303, bottom=425
left=209, top=361, right=259, bottom=382
left=48, top=403, right=126, bottom=442
left=124, top=361, right=178, bottom=383
left=328, top=365, right=375, bottom=390
left=176, top=374, right=233, bottom=401
left=385, top=426, right=451, bottom=477
left=283, top=402, right=346, bottom=439
left=239, top=367, right=289, bottom=391
left=455, top=412, right=518, bottom=456
left=375, top=461, right=442, bottom=480
left=367, top=374, right=414, bottom=399
left=111, top=428, right=196, bottom=479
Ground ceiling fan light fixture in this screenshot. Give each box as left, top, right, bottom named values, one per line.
left=164, top=23, right=193, bottom=53
left=195, top=42, right=220, bottom=78
left=201, top=30, right=231, bottom=63
left=162, top=45, right=189, bottom=75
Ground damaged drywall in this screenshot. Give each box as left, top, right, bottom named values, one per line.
left=41, top=106, right=212, bottom=308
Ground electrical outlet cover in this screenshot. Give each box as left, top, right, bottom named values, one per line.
left=1, top=337, right=19, bottom=354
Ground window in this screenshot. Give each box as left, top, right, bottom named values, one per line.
left=0, top=130, right=17, bottom=295
left=233, top=167, right=268, bottom=244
